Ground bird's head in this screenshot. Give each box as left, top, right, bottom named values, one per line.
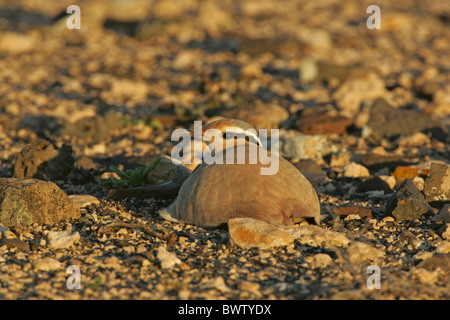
left=200, top=118, right=262, bottom=147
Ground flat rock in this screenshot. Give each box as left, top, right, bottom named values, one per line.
left=334, top=206, right=372, bottom=218
left=385, top=179, right=431, bottom=221
left=0, top=178, right=80, bottom=227
left=68, top=195, right=100, bottom=209
left=361, top=152, right=412, bottom=172
left=46, top=231, right=81, bottom=249
left=363, top=99, right=445, bottom=141
left=423, top=163, right=450, bottom=202
left=228, top=217, right=295, bottom=250
left=345, top=241, right=385, bottom=264
left=296, top=113, right=353, bottom=135
left=291, top=225, right=351, bottom=248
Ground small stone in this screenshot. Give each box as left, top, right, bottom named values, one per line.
left=291, top=225, right=351, bottom=248
left=342, top=162, right=370, bottom=178
left=412, top=268, right=439, bottom=284
left=281, top=135, right=328, bottom=163
left=346, top=242, right=385, bottom=264
left=433, top=204, right=450, bottom=223
left=0, top=238, right=30, bottom=252
left=239, top=280, right=260, bottom=292
left=436, top=241, right=450, bottom=254
left=305, top=253, right=333, bottom=268
left=46, top=231, right=80, bottom=249
left=0, top=178, right=80, bottom=227
left=385, top=179, right=431, bottom=221
left=398, top=132, right=431, bottom=147
left=392, top=166, right=429, bottom=180
left=156, top=246, right=181, bottom=269
left=0, top=32, right=35, bottom=54
left=296, top=113, right=353, bottom=135
left=240, top=62, right=263, bottom=78
left=32, top=257, right=61, bottom=271
left=332, top=73, right=388, bottom=114
left=378, top=175, right=396, bottom=190
left=228, top=217, right=295, bottom=250
left=68, top=195, right=100, bottom=209
left=412, top=176, right=424, bottom=191
left=334, top=206, right=372, bottom=218
left=423, top=163, right=450, bottom=202
left=330, top=151, right=351, bottom=168
left=293, top=159, right=322, bottom=173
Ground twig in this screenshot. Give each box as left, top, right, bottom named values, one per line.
left=101, top=222, right=177, bottom=245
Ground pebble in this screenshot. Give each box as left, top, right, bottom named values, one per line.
left=305, top=253, right=333, bottom=269
left=342, top=162, right=370, bottom=178
left=332, top=73, right=388, bottom=114
left=46, top=231, right=80, bottom=249
left=385, top=179, right=431, bottom=221
left=296, top=113, right=353, bottom=135
left=281, top=134, right=328, bottom=163
left=32, top=258, right=61, bottom=272
left=156, top=246, right=182, bottom=269
left=345, top=242, right=385, bottom=264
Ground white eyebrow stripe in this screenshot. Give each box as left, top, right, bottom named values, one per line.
left=224, top=127, right=262, bottom=146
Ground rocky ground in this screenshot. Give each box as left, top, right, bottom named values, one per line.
left=0, top=0, right=449, bottom=300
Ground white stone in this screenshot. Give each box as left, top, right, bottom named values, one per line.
left=157, top=246, right=181, bottom=269
left=47, top=231, right=80, bottom=249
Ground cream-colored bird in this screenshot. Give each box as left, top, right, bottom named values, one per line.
left=159, top=118, right=320, bottom=227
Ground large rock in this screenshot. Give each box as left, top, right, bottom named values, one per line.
left=423, top=163, right=450, bottom=202
left=13, top=138, right=74, bottom=181
left=0, top=178, right=80, bottom=227
left=385, top=179, right=431, bottom=221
